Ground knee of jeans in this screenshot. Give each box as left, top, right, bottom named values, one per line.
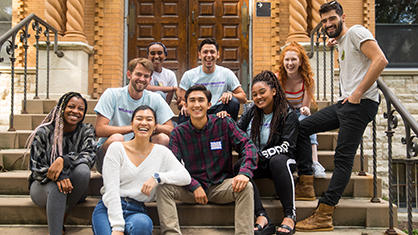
left=126, top=215, right=153, bottom=235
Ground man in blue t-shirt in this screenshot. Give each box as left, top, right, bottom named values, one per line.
left=177, top=38, right=247, bottom=123
left=94, top=58, right=174, bottom=173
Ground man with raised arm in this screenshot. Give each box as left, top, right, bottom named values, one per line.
left=295, top=1, right=388, bottom=231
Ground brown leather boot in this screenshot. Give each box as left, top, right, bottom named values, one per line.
left=295, top=175, right=315, bottom=201
left=295, top=203, right=335, bottom=231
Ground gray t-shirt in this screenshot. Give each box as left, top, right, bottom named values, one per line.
left=337, top=25, right=379, bottom=103
left=179, top=65, right=241, bottom=106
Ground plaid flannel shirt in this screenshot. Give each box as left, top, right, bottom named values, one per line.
left=169, top=114, right=258, bottom=192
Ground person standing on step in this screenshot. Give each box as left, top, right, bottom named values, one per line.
left=176, top=38, right=247, bottom=123
left=276, top=41, right=326, bottom=202
left=145, top=42, right=180, bottom=105
left=295, top=1, right=388, bottom=232
left=91, top=105, right=191, bottom=235
left=94, top=58, right=174, bottom=174
left=231, top=70, right=299, bottom=235
left=27, top=92, right=96, bottom=235
left=156, top=85, right=257, bottom=235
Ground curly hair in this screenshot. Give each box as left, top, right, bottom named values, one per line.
left=25, top=92, right=87, bottom=165
left=277, top=41, right=317, bottom=108
left=251, top=70, right=290, bottom=147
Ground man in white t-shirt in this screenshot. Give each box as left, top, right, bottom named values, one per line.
left=294, top=1, right=388, bottom=232
left=94, top=58, right=174, bottom=173
left=177, top=38, right=247, bottom=123
left=145, top=42, right=179, bottom=104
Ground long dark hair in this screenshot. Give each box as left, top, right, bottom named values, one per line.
left=251, top=70, right=290, bottom=147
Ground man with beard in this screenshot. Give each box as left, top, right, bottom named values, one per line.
left=145, top=42, right=180, bottom=104
left=294, top=1, right=388, bottom=231
left=94, top=58, right=174, bottom=173
left=176, top=38, right=247, bottom=123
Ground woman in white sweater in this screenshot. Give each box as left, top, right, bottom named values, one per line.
left=92, top=105, right=191, bottom=235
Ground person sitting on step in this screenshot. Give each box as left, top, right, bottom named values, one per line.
left=225, top=70, right=299, bottom=235
left=275, top=41, right=327, bottom=203
left=176, top=38, right=247, bottom=123
left=94, top=58, right=174, bottom=174
left=91, top=105, right=191, bottom=235
left=157, top=85, right=257, bottom=235
left=27, top=92, right=96, bottom=235
left=145, top=42, right=180, bottom=105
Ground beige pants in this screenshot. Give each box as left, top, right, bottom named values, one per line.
left=156, top=178, right=254, bottom=235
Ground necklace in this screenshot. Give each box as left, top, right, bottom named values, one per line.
left=139, top=154, right=146, bottom=158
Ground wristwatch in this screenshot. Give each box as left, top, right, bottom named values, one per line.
left=153, top=173, right=161, bottom=184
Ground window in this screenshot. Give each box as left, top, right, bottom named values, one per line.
left=375, top=0, right=418, bottom=68
left=0, top=0, right=12, bottom=65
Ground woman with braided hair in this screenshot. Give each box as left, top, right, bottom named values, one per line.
left=232, top=70, right=299, bottom=235
left=27, top=92, right=96, bottom=235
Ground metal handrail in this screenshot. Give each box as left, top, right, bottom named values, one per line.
left=0, top=13, right=64, bottom=131
left=0, top=13, right=64, bottom=58
left=377, top=77, right=418, bottom=135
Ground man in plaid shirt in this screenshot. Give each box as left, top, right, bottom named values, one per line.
left=156, top=85, right=258, bottom=235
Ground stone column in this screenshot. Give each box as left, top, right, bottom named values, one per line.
left=44, top=0, right=66, bottom=35
left=287, top=0, right=309, bottom=42
left=63, top=0, right=87, bottom=43
left=38, top=42, right=93, bottom=98
left=310, top=0, right=327, bottom=29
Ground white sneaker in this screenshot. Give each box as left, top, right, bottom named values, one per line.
left=312, top=161, right=326, bottom=178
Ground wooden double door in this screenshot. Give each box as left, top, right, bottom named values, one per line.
left=128, top=0, right=250, bottom=92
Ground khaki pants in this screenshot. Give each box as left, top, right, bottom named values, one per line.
left=156, top=179, right=254, bottom=235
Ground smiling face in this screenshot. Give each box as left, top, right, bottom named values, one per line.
left=198, top=44, right=219, bottom=73
left=321, top=10, right=345, bottom=39
left=63, top=96, right=85, bottom=132
left=147, top=44, right=166, bottom=72
left=127, top=63, right=152, bottom=94
left=283, top=50, right=301, bottom=76
left=131, top=109, right=156, bottom=139
left=252, top=81, right=276, bottom=114
left=186, top=90, right=211, bottom=120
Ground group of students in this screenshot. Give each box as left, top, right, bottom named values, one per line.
left=27, top=1, right=389, bottom=235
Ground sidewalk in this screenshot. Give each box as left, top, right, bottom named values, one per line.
left=0, top=225, right=407, bottom=235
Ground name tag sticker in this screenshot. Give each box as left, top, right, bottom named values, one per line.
left=210, top=141, right=222, bottom=150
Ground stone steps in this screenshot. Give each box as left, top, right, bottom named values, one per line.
left=0, top=98, right=394, bottom=232
left=0, top=196, right=395, bottom=228
left=0, top=171, right=381, bottom=198
left=0, top=226, right=407, bottom=235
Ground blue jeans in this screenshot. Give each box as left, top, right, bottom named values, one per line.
left=295, top=108, right=318, bottom=145
left=296, top=99, right=378, bottom=206
left=92, top=198, right=153, bottom=235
